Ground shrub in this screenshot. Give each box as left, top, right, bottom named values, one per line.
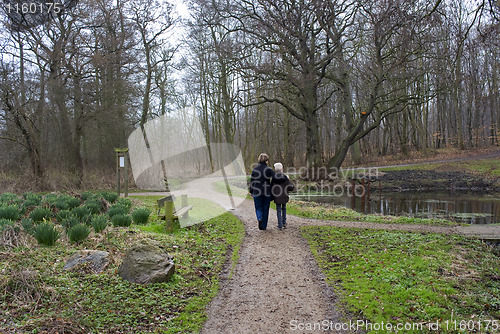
left=43, top=194, right=59, bottom=206
left=99, top=191, right=119, bottom=203
left=21, top=218, right=35, bottom=235
left=0, top=193, right=19, bottom=205
left=23, top=193, right=42, bottom=207
left=81, top=192, right=93, bottom=201
left=63, top=216, right=80, bottom=231
left=107, top=204, right=129, bottom=218
left=53, top=197, right=70, bottom=211
left=22, top=196, right=42, bottom=208
left=132, top=208, right=151, bottom=225
left=66, top=197, right=81, bottom=210
left=84, top=198, right=103, bottom=215
left=111, top=214, right=132, bottom=227
left=71, top=206, right=91, bottom=224
left=23, top=192, right=40, bottom=200
left=68, top=224, right=91, bottom=243
left=54, top=200, right=69, bottom=211
left=33, top=221, right=60, bottom=246
left=55, top=210, right=72, bottom=223
left=116, top=198, right=132, bottom=211
left=30, top=207, right=52, bottom=223
left=90, top=215, right=108, bottom=233
left=0, top=205, right=20, bottom=221
left=0, top=218, right=13, bottom=229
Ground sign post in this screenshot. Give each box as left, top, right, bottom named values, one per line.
left=115, top=148, right=129, bottom=197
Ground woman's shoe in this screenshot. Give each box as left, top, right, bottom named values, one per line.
left=258, top=220, right=266, bottom=230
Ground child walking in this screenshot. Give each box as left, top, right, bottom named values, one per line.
left=271, top=163, right=295, bottom=230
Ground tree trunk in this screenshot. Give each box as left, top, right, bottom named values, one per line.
left=18, top=39, right=45, bottom=183
left=304, top=111, right=321, bottom=167
left=72, top=74, right=85, bottom=188
left=350, top=141, right=361, bottom=165
left=141, top=43, right=152, bottom=129
left=328, top=139, right=351, bottom=170
left=490, top=56, right=499, bottom=145
left=453, top=46, right=465, bottom=149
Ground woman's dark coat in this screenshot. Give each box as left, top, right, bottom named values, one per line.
left=249, top=162, right=275, bottom=197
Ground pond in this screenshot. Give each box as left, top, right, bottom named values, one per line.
left=292, top=191, right=500, bottom=224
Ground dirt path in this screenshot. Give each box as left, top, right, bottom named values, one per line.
left=201, top=199, right=343, bottom=334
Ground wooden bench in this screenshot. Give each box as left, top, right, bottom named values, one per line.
left=157, top=194, right=193, bottom=231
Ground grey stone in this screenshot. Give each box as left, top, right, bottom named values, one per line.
left=118, top=238, right=175, bottom=284
left=64, top=250, right=110, bottom=274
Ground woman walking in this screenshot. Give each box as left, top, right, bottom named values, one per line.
left=248, top=153, right=275, bottom=230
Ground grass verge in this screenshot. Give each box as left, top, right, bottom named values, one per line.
left=0, top=196, right=244, bottom=334
left=281, top=200, right=459, bottom=226
left=302, top=226, right=499, bottom=333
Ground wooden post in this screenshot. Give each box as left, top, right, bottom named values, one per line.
left=379, top=179, right=382, bottom=200
left=165, top=200, right=175, bottom=232
left=115, top=148, right=129, bottom=197
left=366, top=179, right=371, bottom=200
left=124, top=153, right=128, bottom=197
left=116, top=167, right=121, bottom=196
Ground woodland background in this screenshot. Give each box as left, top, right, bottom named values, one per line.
left=0, top=0, right=499, bottom=190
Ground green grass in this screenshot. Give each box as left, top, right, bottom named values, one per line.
left=0, top=195, right=245, bottom=334
left=131, top=195, right=245, bottom=279
left=281, top=200, right=459, bottom=226
left=463, top=159, right=500, bottom=177
left=302, top=226, right=500, bottom=333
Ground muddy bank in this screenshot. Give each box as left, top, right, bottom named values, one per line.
left=377, top=170, right=500, bottom=192
left=291, top=170, right=500, bottom=194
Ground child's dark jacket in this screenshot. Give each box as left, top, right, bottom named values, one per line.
left=271, top=172, right=294, bottom=204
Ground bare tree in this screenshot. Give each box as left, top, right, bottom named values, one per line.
left=0, top=62, right=44, bottom=182
left=127, top=0, right=175, bottom=128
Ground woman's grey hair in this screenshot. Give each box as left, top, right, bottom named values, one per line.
left=274, top=162, right=283, bottom=172
left=258, top=153, right=269, bottom=163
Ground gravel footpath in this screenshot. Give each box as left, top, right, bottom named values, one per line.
left=201, top=199, right=344, bottom=334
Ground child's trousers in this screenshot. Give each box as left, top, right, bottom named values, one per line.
left=276, top=203, right=287, bottom=229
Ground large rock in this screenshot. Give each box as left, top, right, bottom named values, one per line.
left=64, top=250, right=110, bottom=274
left=118, top=238, right=175, bottom=284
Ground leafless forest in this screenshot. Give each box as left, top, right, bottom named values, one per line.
left=0, top=0, right=499, bottom=189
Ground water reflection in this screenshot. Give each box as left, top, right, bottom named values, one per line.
left=293, top=192, right=500, bottom=224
